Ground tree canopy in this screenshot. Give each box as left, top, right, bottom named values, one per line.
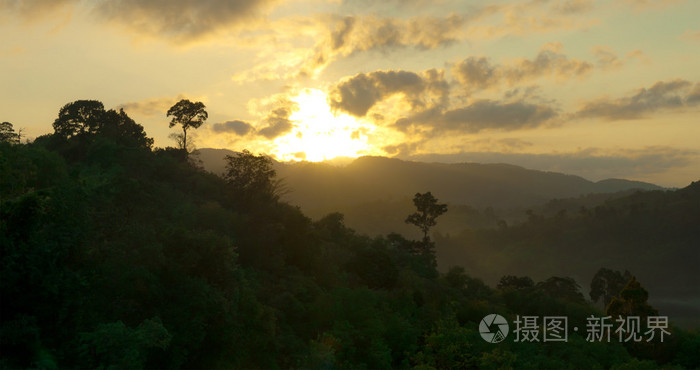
left=166, top=99, right=207, bottom=151
left=0, top=121, right=20, bottom=144
left=405, top=191, right=448, bottom=243
left=50, top=100, right=152, bottom=149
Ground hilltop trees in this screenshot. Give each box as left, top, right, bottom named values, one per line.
left=223, top=149, right=281, bottom=205
left=50, top=100, right=153, bottom=149
left=53, top=100, right=105, bottom=138
left=167, top=99, right=207, bottom=152
left=0, top=122, right=20, bottom=144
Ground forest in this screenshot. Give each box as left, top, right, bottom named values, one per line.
left=1, top=101, right=699, bottom=368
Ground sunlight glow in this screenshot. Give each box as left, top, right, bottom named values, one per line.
left=271, top=89, right=378, bottom=162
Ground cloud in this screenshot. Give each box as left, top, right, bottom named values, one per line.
left=92, top=0, right=277, bottom=42
left=618, top=0, right=682, bottom=11
left=329, top=68, right=449, bottom=117
left=117, top=94, right=188, bottom=117
left=679, top=29, right=700, bottom=42
left=211, top=120, right=255, bottom=136
left=553, top=0, right=595, bottom=14
left=0, top=0, right=75, bottom=19
left=382, top=141, right=422, bottom=157
left=625, top=49, right=652, bottom=64
left=257, top=106, right=295, bottom=139
left=592, top=45, right=623, bottom=70
left=451, top=56, right=500, bottom=90
left=394, top=99, right=558, bottom=135
left=576, top=79, right=698, bottom=120
left=503, top=43, right=593, bottom=84
left=466, top=0, right=599, bottom=40
left=302, top=13, right=468, bottom=76
left=451, top=43, right=594, bottom=92
left=686, top=83, right=700, bottom=106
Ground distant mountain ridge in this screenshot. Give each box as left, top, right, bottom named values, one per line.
left=196, top=148, right=662, bottom=211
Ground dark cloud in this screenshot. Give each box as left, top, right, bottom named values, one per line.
left=211, top=120, right=255, bottom=136
left=303, top=13, right=467, bottom=75
left=576, top=79, right=697, bottom=120
left=117, top=94, right=187, bottom=116
left=95, top=0, right=276, bottom=41
left=394, top=99, right=558, bottom=135
left=1, top=0, right=274, bottom=41
left=257, top=107, right=294, bottom=139
left=329, top=69, right=448, bottom=117
left=553, top=0, right=595, bottom=14
left=451, top=44, right=593, bottom=92
left=503, top=44, right=593, bottom=84
left=382, top=141, right=422, bottom=157
left=451, top=56, right=500, bottom=90
left=686, top=83, right=700, bottom=106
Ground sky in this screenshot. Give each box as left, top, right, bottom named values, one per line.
left=1, top=0, right=698, bottom=187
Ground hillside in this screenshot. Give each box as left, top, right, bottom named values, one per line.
left=197, top=149, right=662, bottom=233
left=1, top=116, right=697, bottom=368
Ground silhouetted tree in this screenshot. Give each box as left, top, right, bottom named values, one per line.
left=50, top=100, right=152, bottom=149
left=100, top=108, right=154, bottom=149
left=224, top=149, right=279, bottom=203
left=0, top=121, right=20, bottom=144
left=53, top=100, right=105, bottom=138
left=590, top=267, right=633, bottom=308
left=166, top=99, right=207, bottom=152
left=405, top=192, right=447, bottom=244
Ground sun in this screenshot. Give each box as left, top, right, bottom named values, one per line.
left=271, top=89, right=377, bottom=162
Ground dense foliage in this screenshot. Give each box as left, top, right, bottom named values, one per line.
left=1, top=103, right=699, bottom=368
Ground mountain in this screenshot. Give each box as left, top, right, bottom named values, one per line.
left=196, top=148, right=662, bottom=213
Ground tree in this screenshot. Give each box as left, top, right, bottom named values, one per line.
left=223, top=149, right=280, bottom=203
left=590, top=268, right=633, bottom=308
left=100, top=109, right=154, bottom=149
left=52, top=100, right=105, bottom=138
left=405, top=192, right=448, bottom=244
left=536, top=276, right=586, bottom=304
left=50, top=100, right=152, bottom=149
left=0, top=121, right=20, bottom=144
left=606, top=277, right=658, bottom=318
left=497, top=275, right=535, bottom=290
left=166, top=99, right=207, bottom=152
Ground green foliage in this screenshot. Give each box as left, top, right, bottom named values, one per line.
left=607, top=277, right=658, bottom=318
left=1, top=102, right=698, bottom=368
left=78, top=318, right=171, bottom=369
left=497, top=275, right=535, bottom=290
left=590, top=267, right=633, bottom=308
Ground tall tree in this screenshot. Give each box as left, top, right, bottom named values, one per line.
left=166, top=99, right=207, bottom=151
left=590, top=267, right=633, bottom=308
left=0, top=121, right=20, bottom=144
left=224, top=149, right=280, bottom=203
left=405, top=192, right=448, bottom=244
left=52, top=100, right=105, bottom=138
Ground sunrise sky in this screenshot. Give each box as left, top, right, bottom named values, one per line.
left=1, top=0, right=698, bottom=187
